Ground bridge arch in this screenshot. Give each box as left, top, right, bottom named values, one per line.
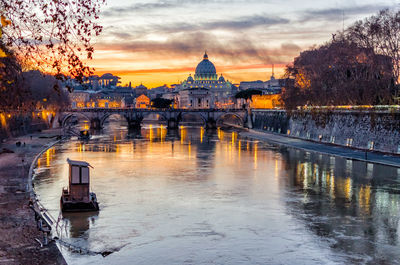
left=100, top=113, right=129, bottom=128
left=141, top=111, right=168, bottom=123
left=179, top=112, right=207, bottom=127
left=215, top=112, right=244, bottom=127
left=61, top=112, right=91, bottom=128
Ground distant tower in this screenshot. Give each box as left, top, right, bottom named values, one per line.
left=271, top=64, right=275, bottom=79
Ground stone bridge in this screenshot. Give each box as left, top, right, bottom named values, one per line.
left=59, top=108, right=251, bottom=130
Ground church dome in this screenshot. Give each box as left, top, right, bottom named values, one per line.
left=218, top=74, right=225, bottom=82
left=195, top=52, right=217, bottom=80
left=187, top=74, right=194, bottom=83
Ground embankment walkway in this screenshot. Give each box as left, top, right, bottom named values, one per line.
left=240, top=129, right=400, bottom=168
left=0, top=129, right=66, bottom=265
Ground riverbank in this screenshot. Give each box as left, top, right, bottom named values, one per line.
left=240, top=129, right=400, bottom=168
left=0, top=128, right=66, bottom=265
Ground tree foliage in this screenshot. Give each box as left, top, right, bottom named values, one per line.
left=1, top=0, right=104, bottom=82
left=346, top=9, right=400, bottom=83
left=151, top=98, right=173, bottom=109
left=235, top=89, right=262, bottom=100
left=23, top=70, right=70, bottom=111
left=282, top=9, right=399, bottom=110
left=0, top=43, right=28, bottom=111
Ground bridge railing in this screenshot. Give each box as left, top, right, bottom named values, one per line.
left=63, top=108, right=246, bottom=112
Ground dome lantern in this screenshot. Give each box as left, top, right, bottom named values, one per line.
left=195, top=52, right=217, bottom=81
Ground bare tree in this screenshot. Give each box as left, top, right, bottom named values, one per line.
left=346, top=9, right=400, bottom=84
left=282, top=39, right=395, bottom=109
left=0, top=0, right=104, bottom=83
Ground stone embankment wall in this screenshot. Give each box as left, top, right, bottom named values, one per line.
left=0, top=113, right=49, bottom=142
left=252, top=109, right=400, bottom=154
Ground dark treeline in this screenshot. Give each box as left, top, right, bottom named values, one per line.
left=151, top=98, right=173, bottom=109
left=0, top=46, right=70, bottom=112
left=282, top=9, right=399, bottom=109
left=22, top=71, right=70, bottom=111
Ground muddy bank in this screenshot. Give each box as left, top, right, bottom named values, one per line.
left=0, top=128, right=66, bottom=265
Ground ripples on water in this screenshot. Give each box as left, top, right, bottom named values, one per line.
left=33, top=123, right=400, bottom=264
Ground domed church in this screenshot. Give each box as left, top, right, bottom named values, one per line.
left=176, top=52, right=237, bottom=109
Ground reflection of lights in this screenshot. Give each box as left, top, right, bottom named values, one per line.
left=217, top=127, right=224, bottom=141
left=275, top=159, right=279, bottom=179
left=200, top=127, right=204, bottom=143
left=0, top=114, right=7, bottom=127
left=231, top=132, right=236, bottom=146
left=345, top=177, right=352, bottom=201
left=329, top=170, right=335, bottom=199
left=160, top=125, right=166, bottom=142
left=180, top=126, right=187, bottom=144
left=359, top=185, right=371, bottom=214
left=238, top=140, right=241, bottom=160
left=188, top=142, right=191, bottom=159
left=321, top=171, right=327, bottom=189
left=46, top=149, right=51, bottom=167
left=254, top=143, right=258, bottom=169
left=314, top=164, right=319, bottom=185
left=149, top=126, right=154, bottom=142
left=303, top=163, right=309, bottom=189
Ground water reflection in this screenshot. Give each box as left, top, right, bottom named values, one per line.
left=63, top=212, right=99, bottom=238
left=279, top=147, right=400, bottom=263
left=33, top=123, right=400, bottom=264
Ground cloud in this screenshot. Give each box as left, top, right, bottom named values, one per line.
left=101, top=0, right=272, bottom=17
left=100, top=13, right=290, bottom=42
left=102, top=2, right=176, bottom=17
left=186, top=15, right=289, bottom=31
left=95, top=31, right=302, bottom=65
left=154, top=16, right=288, bottom=34
left=300, top=4, right=392, bottom=22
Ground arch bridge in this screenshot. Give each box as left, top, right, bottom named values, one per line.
left=60, top=108, right=251, bottom=130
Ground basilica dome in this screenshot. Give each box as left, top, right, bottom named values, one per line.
left=195, top=52, right=217, bottom=80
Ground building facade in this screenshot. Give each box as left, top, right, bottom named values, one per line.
left=178, top=88, right=213, bottom=109
left=175, top=52, right=237, bottom=109
left=239, top=74, right=284, bottom=95
left=135, top=94, right=150, bottom=109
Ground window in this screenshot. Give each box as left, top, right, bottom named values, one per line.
left=81, top=167, right=89, bottom=183
left=71, top=166, right=80, bottom=184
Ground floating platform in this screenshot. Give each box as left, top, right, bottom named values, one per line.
left=60, top=159, right=99, bottom=213
left=61, top=190, right=99, bottom=212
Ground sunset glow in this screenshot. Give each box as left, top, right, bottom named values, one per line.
left=88, top=0, right=398, bottom=87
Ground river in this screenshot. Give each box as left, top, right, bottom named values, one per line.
left=33, top=122, right=400, bottom=264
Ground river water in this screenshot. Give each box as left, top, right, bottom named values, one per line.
left=33, top=123, right=400, bottom=264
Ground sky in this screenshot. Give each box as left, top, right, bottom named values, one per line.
left=87, top=0, right=399, bottom=87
